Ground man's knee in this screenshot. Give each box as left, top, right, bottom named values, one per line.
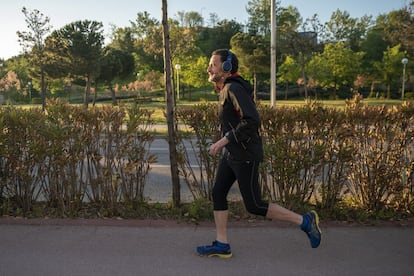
left=212, top=187, right=223, bottom=202
left=245, top=202, right=268, bottom=217
left=212, top=188, right=228, bottom=210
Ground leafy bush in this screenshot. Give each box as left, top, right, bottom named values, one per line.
left=0, top=100, right=155, bottom=216
left=177, top=99, right=414, bottom=219
left=176, top=103, right=221, bottom=200
left=1, top=98, right=413, bottom=220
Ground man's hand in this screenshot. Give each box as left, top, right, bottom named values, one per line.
left=209, top=136, right=229, bottom=155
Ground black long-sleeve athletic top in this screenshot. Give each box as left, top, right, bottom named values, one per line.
left=219, top=74, right=263, bottom=162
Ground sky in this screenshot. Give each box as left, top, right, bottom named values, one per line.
left=0, top=0, right=408, bottom=60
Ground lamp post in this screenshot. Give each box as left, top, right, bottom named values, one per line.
left=401, top=58, right=408, bottom=100
left=175, top=64, right=181, bottom=101
left=270, top=0, right=276, bottom=108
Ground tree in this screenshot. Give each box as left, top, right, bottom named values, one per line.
left=277, top=55, right=301, bottom=99
left=97, top=47, right=135, bottom=105
left=170, top=55, right=210, bottom=101
left=276, top=5, right=303, bottom=55
left=181, top=55, right=210, bottom=90
left=0, top=71, right=21, bottom=101
left=17, top=7, right=52, bottom=110
left=308, top=42, right=364, bottom=98
left=377, top=7, right=414, bottom=55
left=324, top=9, right=372, bottom=51
left=108, top=25, right=136, bottom=53
left=45, top=20, right=104, bottom=108
left=282, top=13, right=323, bottom=100
left=231, top=33, right=268, bottom=100
left=162, top=0, right=181, bottom=207
left=175, top=11, right=203, bottom=28
left=246, top=0, right=274, bottom=35
left=0, top=56, right=33, bottom=103
left=167, top=13, right=208, bottom=100
left=130, top=12, right=164, bottom=74
left=404, top=1, right=414, bottom=53
left=278, top=5, right=302, bottom=33
left=207, top=12, right=220, bottom=27
left=170, top=16, right=203, bottom=60
left=360, top=26, right=390, bottom=74
left=196, top=19, right=243, bottom=57
left=374, top=44, right=406, bottom=99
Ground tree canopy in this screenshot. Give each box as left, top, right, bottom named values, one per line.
left=2, top=0, right=413, bottom=104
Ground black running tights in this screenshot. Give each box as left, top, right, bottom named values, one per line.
left=212, top=155, right=269, bottom=217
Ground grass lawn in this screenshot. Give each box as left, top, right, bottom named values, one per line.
left=5, top=90, right=409, bottom=123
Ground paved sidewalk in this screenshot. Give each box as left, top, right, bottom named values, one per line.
left=0, top=218, right=413, bottom=276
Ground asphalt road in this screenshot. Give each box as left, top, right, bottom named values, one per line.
left=144, top=137, right=242, bottom=203
left=0, top=219, right=413, bottom=276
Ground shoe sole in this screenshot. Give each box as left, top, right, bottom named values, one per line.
left=311, top=210, right=322, bottom=234
left=208, top=253, right=233, bottom=259
left=198, top=253, right=233, bottom=259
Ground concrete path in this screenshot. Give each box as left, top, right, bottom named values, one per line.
left=0, top=218, right=413, bottom=276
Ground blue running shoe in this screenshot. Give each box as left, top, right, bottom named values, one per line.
left=301, top=210, right=322, bottom=248
left=197, top=240, right=232, bottom=258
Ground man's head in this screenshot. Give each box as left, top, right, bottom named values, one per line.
left=207, top=49, right=239, bottom=83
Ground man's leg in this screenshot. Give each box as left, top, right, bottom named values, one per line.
left=214, top=210, right=229, bottom=243
left=266, top=203, right=302, bottom=225
left=196, top=210, right=232, bottom=258
left=267, top=203, right=322, bottom=248
left=211, top=157, right=235, bottom=243
left=196, top=157, right=234, bottom=258
left=233, top=158, right=321, bottom=249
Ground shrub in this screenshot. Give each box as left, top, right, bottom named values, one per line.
left=0, top=100, right=155, bottom=216
left=177, top=99, right=414, bottom=217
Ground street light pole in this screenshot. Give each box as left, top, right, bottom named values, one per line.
left=270, top=0, right=277, bottom=108
left=175, top=64, right=181, bottom=101
left=401, top=58, right=408, bottom=101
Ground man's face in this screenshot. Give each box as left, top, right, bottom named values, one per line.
left=207, top=54, right=224, bottom=83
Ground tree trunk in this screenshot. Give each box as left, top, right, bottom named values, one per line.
left=285, top=82, right=289, bottom=100
left=41, top=69, right=46, bottom=111
left=300, top=52, right=308, bottom=102
left=109, top=82, right=118, bottom=106
left=84, top=75, right=91, bottom=109
left=162, top=0, right=181, bottom=207
left=92, top=83, right=97, bottom=106
left=387, top=83, right=391, bottom=99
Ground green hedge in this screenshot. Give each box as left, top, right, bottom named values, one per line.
left=0, top=99, right=155, bottom=216
left=176, top=99, right=414, bottom=218
left=1, top=98, right=413, bottom=219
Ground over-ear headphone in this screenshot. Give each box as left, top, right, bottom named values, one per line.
left=222, top=51, right=233, bottom=73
